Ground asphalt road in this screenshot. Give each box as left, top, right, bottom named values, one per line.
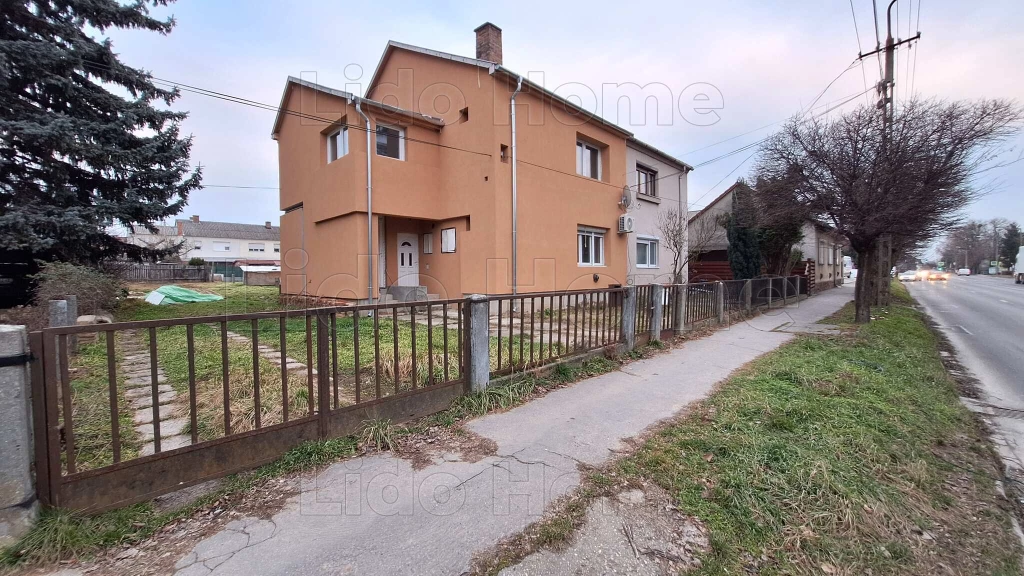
left=907, top=275, right=1024, bottom=410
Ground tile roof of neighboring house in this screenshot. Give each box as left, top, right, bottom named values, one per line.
left=176, top=219, right=280, bottom=241
left=366, top=40, right=635, bottom=139
left=270, top=76, right=444, bottom=138
left=689, top=182, right=744, bottom=224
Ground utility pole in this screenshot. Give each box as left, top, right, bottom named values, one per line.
left=858, top=1, right=920, bottom=305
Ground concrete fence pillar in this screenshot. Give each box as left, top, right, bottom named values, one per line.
left=0, top=325, right=37, bottom=546
left=716, top=282, right=726, bottom=324
left=782, top=277, right=789, bottom=306
left=673, top=284, right=686, bottom=336
left=465, top=295, right=491, bottom=393
left=649, top=284, right=664, bottom=342
left=48, top=299, right=68, bottom=329
left=64, top=295, right=78, bottom=353
left=619, top=286, right=637, bottom=352
left=744, top=279, right=752, bottom=313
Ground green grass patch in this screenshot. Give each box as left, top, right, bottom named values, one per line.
left=619, top=299, right=1022, bottom=574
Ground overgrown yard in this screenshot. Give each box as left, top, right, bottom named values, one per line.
left=613, top=285, right=1023, bottom=574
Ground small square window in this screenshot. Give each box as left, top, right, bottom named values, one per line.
left=636, top=164, right=657, bottom=197
left=423, top=233, right=434, bottom=254
left=376, top=125, right=405, bottom=160
left=327, top=127, right=348, bottom=162
left=441, top=228, right=456, bottom=253
left=273, top=244, right=280, bottom=253
left=636, top=238, right=659, bottom=268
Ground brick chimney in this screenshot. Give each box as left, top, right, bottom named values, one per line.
left=176, top=221, right=184, bottom=235
left=190, top=215, right=200, bottom=222
left=265, top=221, right=272, bottom=229
left=474, top=22, right=502, bottom=65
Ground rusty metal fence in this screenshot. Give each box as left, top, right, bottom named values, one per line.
left=30, top=299, right=466, bottom=512
left=685, top=282, right=719, bottom=324
left=490, top=287, right=625, bottom=377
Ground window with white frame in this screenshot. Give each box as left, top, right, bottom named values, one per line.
left=422, top=233, right=433, bottom=254
left=273, top=244, right=280, bottom=253
left=213, top=241, right=231, bottom=252
left=249, top=243, right=266, bottom=253
left=327, top=127, right=348, bottom=162
left=193, top=240, right=203, bottom=249
left=441, top=228, right=456, bottom=253
left=578, top=226, right=605, bottom=266
left=636, top=164, right=657, bottom=197
left=828, top=244, right=835, bottom=265
left=818, top=240, right=826, bottom=264
left=636, top=237, right=659, bottom=268
left=376, top=125, right=405, bottom=160
left=576, top=141, right=601, bottom=179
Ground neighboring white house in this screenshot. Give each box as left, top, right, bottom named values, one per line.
left=124, top=215, right=281, bottom=277
left=624, top=138, right=692, bottom=286
left=795, top=223, right=846, bottom=288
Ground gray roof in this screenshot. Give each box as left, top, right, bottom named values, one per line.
left=176, top=219, right=280, bottom=241
left=627, top=137, right=694, bottom=171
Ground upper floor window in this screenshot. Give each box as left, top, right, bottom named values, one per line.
left=636, top=164, right=657, bottom=197
left=273, top=244, right=280, bottom=253
left=376, top=125, right=405, bottom=160
left=441, top=228, right=456, bottom=253
left=327, top=127, right=348, bottom=162
left=213, top=241, right=231, bottom=252
left=576, top=141, right=600, bottom=180
left=249, top=243, right=266, bottom=253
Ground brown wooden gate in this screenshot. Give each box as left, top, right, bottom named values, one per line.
left=30, top=301, right=466, bottom=513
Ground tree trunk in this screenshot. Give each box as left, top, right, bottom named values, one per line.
left=854, top=243, right=876, bottom=323
left=873, top=234, right=892, bottom=307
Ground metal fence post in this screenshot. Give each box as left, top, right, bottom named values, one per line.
left=0, top=325, right=38, bottom=546
left=315, top=310, right=331, bottom=437
left=466, top=295, right=491, bottom=393
left=717, top=282, right=726, bottom=324
left=649, top=285, right=664, bottom=342
left=620, top=286, right=636, bottom=352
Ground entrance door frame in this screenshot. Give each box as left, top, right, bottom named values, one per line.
left=396, top=233, right=419, bottom=287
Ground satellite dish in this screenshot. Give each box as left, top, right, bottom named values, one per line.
left=620, top=185, right=633, bottom=209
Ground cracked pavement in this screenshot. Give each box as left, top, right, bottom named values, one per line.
left=163, top=286, right=852, bottom=575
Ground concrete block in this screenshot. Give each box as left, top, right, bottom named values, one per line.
left=649, top=285, right=664, bottom=342
left=0, top=324, right=34, bottom=545
left=466, top=295, right=490, bottom=393
left=620, top=286, right=636, bottom=351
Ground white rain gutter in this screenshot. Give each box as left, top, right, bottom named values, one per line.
left=354, top=98, right=374, bottom=303
left=510, top=75, right=523, bottom=296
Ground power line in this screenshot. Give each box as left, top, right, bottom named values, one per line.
left=80, top=60, right=492, bottom=158
left=849, top=0, right=872, bottom=106
left=200, top=184, right=279, bottom=190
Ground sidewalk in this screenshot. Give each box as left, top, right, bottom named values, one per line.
left=169, top=286, right=854, bottom=576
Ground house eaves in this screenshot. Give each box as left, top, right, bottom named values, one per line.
left=365, top=41, right=634, bottom=140
left=627, top=137, right=694, bottom=172
left=689, top=182, right=743, bottom=224
left=270, top=75, right=443, bottom=139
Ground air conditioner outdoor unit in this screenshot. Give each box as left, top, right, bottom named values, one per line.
left=617, top=215, right=635, bottom=234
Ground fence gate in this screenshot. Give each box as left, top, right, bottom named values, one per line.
left=29, top=300, right=466, bottom=513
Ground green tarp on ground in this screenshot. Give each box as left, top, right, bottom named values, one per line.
left=144, top=285, right=224, bottom=305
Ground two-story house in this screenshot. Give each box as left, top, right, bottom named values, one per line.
left=124, top=215, right=281, bottom=279
left=274, top=23, right=690, bottom=303
left=625, top=139, right=692, bottom=286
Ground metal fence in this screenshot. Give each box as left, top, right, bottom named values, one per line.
left=685, top=282, right=719, bottom=324
left=635, top=284, right=655, bottom=337
left=490, top=287, right=624, bottom=377
left=108, top=262, right=211, bottom=282
left=31, top=298, right=465, bottom=512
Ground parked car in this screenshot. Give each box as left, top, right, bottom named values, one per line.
left=956, top=268, right=971, bottom=276
left=897, top=270, right=918, bottom=282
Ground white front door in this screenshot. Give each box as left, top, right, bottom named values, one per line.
left=397, top=233, right=419, bottom=286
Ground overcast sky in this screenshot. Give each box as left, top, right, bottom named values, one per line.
left=106, top=0, right=1023, bottom=231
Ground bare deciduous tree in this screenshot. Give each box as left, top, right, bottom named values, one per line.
left=657, top=206, right=722, bottom=283
left=755, top=98, right=1022, bottom=323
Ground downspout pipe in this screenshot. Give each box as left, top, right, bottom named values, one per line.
left=354, top=98, right=374, bottom=303
left=510, top=75, right=523, bottom=297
